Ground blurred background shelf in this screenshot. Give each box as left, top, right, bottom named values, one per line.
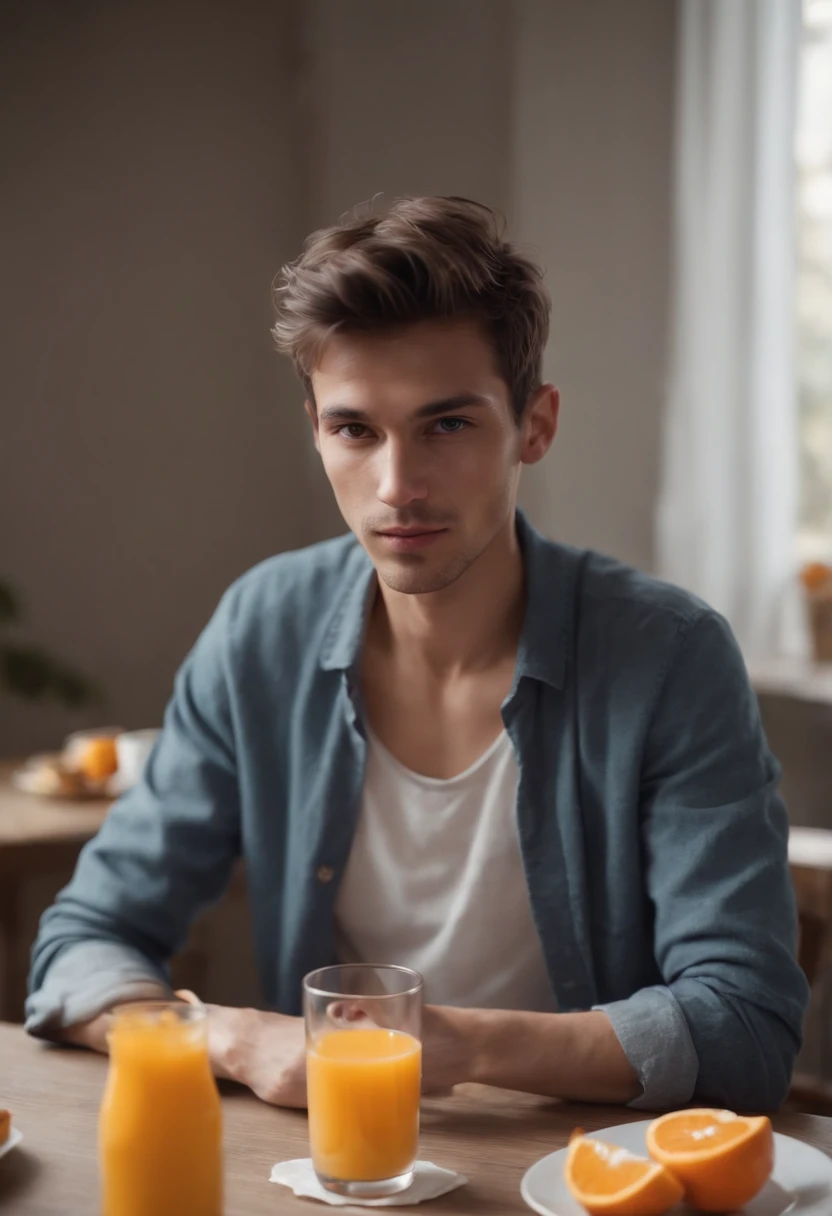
left=749, top=658, right=832, bottom=707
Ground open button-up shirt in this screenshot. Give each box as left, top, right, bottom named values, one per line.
left=26, top=513, right=809, bottom=1110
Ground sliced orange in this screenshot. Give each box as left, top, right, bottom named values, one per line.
left=564, top=1131, right=684, bottom=1216
left=646, top=1108, right=773, bottom=1212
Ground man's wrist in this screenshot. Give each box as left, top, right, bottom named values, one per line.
left=62, top=985, right=170, bottom=1053
left=61, top=1013, right=112, bottom=1053
left=452, top=1006, right=501, bottom=1086
left=422, top=1004, right=486, bottom=1089
left=209, top=1004, right=252, bottom=1083
left=431, top=1006, right=563, bottom=1090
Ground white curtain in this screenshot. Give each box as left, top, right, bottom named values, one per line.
left=657, top=0, right=803, bottom=659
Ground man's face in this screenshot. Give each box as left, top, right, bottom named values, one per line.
left=308, top=319, right=555, bottom=595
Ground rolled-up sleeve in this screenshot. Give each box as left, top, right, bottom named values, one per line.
left=25, top=941, right=170, bottom=1037
left=599, top=610, right=809, bottom=1111
left=26, top=589, right=242, bottom=1037
left=595, top=985, right=699, bottom=1110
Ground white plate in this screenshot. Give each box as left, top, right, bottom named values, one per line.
left=521, top=1119, right=832, bottom=1216
left=0, top=1128, right=23, bottom=1160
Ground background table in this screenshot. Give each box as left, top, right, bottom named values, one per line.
left=2, top=1023, right=832, bottom=1215
left=0, top=762, right=253, bottom=1022
left=0, top=761, right=111, bottom=1022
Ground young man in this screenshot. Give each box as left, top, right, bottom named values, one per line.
left=27, top=197, right=807, bottom=1112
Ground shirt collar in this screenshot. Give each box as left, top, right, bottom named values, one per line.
left=513, top=509, right=577, bottom=692
left=319, top=510, right=577, bottom=691
left=319, top=542, right=376, bottom=674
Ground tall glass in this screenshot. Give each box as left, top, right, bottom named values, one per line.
left=304, top=964, right=423, bottom=1199
left=99, top=1000, right=223, bottom=1216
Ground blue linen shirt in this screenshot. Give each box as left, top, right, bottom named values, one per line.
left=26, top=513, right=809, bottom=1110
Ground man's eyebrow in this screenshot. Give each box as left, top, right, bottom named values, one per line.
left=318, top=394, right=491, bottom=424
left=415, top=393, right=491, bottom=419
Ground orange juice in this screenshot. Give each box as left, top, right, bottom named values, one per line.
left=307, top=1027, right=422, bottom=1182
left=99, top=1006, right=222, bottom=1216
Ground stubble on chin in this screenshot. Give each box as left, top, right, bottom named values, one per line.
left=373, top=550, right=478, bottom=596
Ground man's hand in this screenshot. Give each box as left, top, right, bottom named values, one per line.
left=67, top=991, right=637, bottom=1110
left=420, top=1005, right=473, bottom=1094
left=178, top=991, right=307, bottom=1107
left=180, top=992, right=471, bottom=1108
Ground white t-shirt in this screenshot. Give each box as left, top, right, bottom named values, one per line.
left=333, top=726, right=558, bottom=1011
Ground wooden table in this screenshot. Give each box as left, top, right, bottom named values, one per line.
left=1, top=1024, right=832, bottom=1215
left=0, top=761, right=111, bottom=1022
left=0, top=761, right=113, bottom=855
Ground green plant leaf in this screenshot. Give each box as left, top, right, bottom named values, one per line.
left=0, top=580, right=20, bottom=625
left=1, top=645, right=53, bottom=698
left=0, top=644, right=94, bottom=706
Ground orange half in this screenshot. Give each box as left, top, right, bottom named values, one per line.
left=564, top=1131, right=684, bottom=1216
left=646, top=1108, right=773, bottom=1212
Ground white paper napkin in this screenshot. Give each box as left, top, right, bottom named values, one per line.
left=269, top=1158, right=467, bottom=1206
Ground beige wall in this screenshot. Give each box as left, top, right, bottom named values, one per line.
left=0, top=0, right=316, bottom=754
left=297, top=0, right=516, bottom=537
left=301, top=0, right=513, bottom=224
left=513, top=0, right=676, bottom=572
left=300, top=0, right=677, bottom=570
left=1, top=0, right=676, bottom=754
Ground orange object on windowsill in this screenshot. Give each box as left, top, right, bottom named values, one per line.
left=800, top=562, right=832, bottom=663
left=800, top=561, right=832, bottom=594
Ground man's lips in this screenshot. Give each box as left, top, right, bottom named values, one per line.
left=375, top=527, right=449, bottom=551
left=378, top=527, right=445, bottom=536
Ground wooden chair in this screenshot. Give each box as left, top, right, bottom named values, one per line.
left=787, top=828, right=832, bottom=1114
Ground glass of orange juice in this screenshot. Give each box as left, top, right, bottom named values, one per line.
left=304, top=964, right=423, bottom=1199
left=99, top=1000, right=223, bottom=1216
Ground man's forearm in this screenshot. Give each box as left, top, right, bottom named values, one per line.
left=60, top=980, right=171, bottom=1054
left=60, top=1012, right=116, bottom=1054
left=59, top=999, right=637, bottom=1108
left=432, top=1007, right=640, bottom=1104
left=59, top=1000, right=638, bottom=1109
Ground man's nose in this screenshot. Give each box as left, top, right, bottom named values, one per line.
left=376, top=440, right=428, bottom=508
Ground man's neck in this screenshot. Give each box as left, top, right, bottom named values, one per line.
left=366, top=514, right=525, bottom=679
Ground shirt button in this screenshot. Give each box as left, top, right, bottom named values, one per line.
left=316, top=865, right=335, bottom=884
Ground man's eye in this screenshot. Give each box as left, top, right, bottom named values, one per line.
left=337, top=424, right=370, bottom=440
left=433, top=417, right=469, bottom=434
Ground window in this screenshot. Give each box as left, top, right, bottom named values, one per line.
left=796, top=0, right=832, bottom=562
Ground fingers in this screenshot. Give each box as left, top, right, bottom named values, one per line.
left=174, top=988, right=206, bottom=1010
left=323, top=999, right=401, bottom=1031
left=325, top=1000, right=374, bottom=1025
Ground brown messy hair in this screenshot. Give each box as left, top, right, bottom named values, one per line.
left=272, top=196, right=550, bottom=422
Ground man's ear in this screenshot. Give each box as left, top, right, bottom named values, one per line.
left=520, top=384, right=559, bottom=466
left=304, top=399, right=320, bottom=453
